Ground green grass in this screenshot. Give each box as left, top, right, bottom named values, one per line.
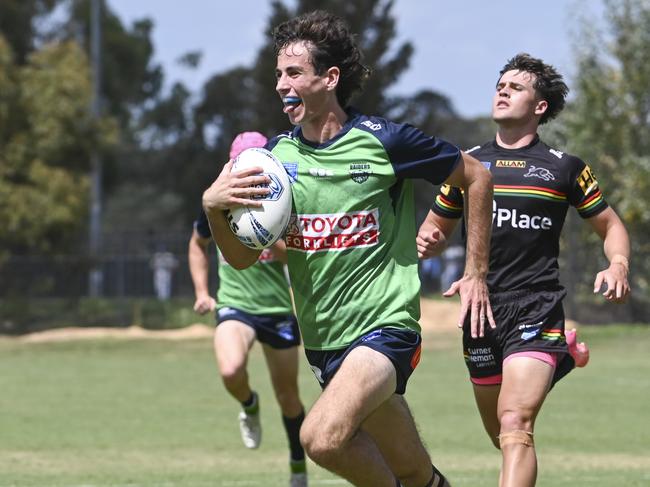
left=0, top=325, right=648, bottom=486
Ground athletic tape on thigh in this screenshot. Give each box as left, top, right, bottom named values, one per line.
left=498, top=429, right=534, bottom=448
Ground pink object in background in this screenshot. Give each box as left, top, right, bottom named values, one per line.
left=229, top=131, right=268, bottom=159
left=565, top=328, right=590, bottom=367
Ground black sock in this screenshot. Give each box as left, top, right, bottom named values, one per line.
left=241, top=391, right=258, bottom=414
left=425, top=464, right=448, bottom=487
left=282, top=410, right=305, bottom=462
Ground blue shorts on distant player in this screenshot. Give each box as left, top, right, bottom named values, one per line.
left=216, top=306, right=300, bottom=349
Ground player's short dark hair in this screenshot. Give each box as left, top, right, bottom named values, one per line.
left=499, top=53, right=569, bottom=124
left=272, top=10, right=370, bottom=108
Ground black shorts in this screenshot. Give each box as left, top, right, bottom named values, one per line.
left=462, top=287, right=575, bottom=387
left=216, top=306, right=301, bottom=349
left=304, top=327, right=422, bottom=395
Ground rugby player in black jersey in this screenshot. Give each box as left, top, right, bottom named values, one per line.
left=417, top=53, right=630, bottom=487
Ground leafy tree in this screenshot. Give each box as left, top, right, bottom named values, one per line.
left=550, top=0, right=650, bottom=319
left=103, top=81, right=198, bottom=234
left=0, top=36, right=115, bottom=257
left=64, top=0, right=163, bottom=126
left=194, top=0, right=415, bottom=159
left=0, top=0, right=491, bottom=255
left=0, top=0, right=60, bottom=64
left=55, top=1, right=180, bottom=234
left=183, top=0, right=473, bottom=224
left=1, top=0, right=173, bottom=233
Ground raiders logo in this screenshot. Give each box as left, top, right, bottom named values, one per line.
left=349, top=163, right=372, bottom=183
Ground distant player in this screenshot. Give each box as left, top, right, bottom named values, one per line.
left=418, top=53, right=631, bottom=487
left=203, top=11, right=494, bottom=487
left=188, top=132, right=307, bottom=487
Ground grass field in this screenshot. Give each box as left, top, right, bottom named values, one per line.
left=0, top=324, right=649, bottom=486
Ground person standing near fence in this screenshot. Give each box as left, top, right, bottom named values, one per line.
left=188, top=131, right=308, bottom=487
left=150, top=249, right=178, bottom=300
left=418, top=53, right=631, bottom=487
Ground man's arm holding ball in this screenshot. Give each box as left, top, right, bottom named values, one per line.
left=202, top=160, right=269, bottom=269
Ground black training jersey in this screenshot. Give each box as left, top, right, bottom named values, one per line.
left=432, top=136, right=608, bottom=292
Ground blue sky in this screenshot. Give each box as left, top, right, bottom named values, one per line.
left=109, top=0, right=603, bottom=118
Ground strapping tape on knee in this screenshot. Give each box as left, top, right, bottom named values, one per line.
left=498, top=429, right=534, bottom=448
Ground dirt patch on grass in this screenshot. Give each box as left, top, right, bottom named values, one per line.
left=13, top=323, right=214, bottom=343
left=5, top=297, right=579, bottom=343
left=418, top=297, right=580, bottom=334
left=419, top=297, right=461, bottom=333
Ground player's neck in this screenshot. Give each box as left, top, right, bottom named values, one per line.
left=495, top=125, right=538, bottom=149
left=301, top=104, right=348, bottom=144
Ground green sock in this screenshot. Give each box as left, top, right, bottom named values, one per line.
left=290, top=459, right=306, bottom=474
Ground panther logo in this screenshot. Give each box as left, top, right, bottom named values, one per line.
left=524, top=166, right=555, bottom=181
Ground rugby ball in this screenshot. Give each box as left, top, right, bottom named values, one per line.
left=226, top=147, right=292, bottom=249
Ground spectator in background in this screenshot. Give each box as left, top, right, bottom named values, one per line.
left=150, top=249, right=178, bottom=300
left=440, top=245, right=464, bottom=291
left=419, top=255, right=441, bottom=293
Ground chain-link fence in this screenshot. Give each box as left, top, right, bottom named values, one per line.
left=0, top=231, right=213, bottom=299
left=0, top=230, right=645, bottom=332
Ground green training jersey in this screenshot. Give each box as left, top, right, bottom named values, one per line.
left=267, top=110, right=460, bottom=350
left=195, top=211, right=292, bottom=316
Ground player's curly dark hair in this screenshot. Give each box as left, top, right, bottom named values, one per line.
left=499, top=53, right=569, bottom=125
left=272, top=10, right=370, bottom=108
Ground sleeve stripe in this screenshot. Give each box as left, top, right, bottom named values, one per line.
left=432, top=195, right=464, bottom=219
left=435, top=194, right=463, bottom=211
left=576, top=190, right=603, bottom=211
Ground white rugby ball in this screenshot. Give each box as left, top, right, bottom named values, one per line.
left=226, top=147, right=292, bottom=249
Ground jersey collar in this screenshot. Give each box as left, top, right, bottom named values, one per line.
left=492, top=134, right=541, bottom=152
left=292, top=107, right=361, bottom=150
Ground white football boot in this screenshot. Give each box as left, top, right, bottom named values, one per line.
left=238, top=408, right=261, bottom=449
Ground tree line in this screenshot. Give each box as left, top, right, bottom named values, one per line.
left=0, top=0, right=647, bottom=316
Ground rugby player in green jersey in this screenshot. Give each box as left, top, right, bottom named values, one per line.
left=189, top=132, right=307, bottom=487
left=203, top=11, right=495, bottom=487
left=419, top=53, right=631, bottom=487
